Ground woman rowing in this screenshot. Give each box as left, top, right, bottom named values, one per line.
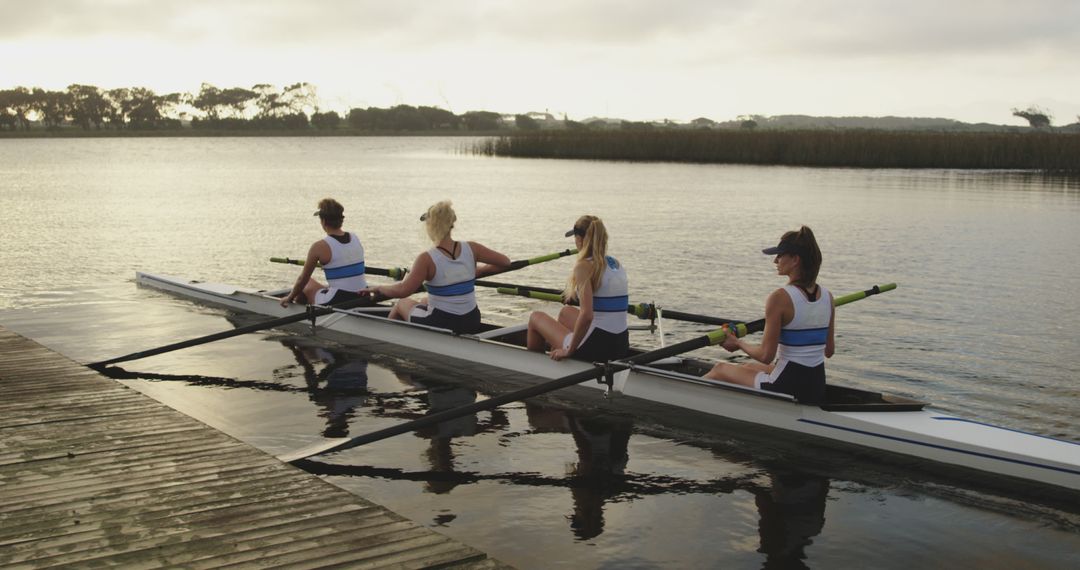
left=364, top=200, right=510, bottom=334
left=705, top=226, right=833, bottom=405
left=280, top=198, right=369, bottom=308
left=526, top=215, right=629, bottom=362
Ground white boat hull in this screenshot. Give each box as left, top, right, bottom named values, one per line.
left=134, top=272, right=1080, bottom=492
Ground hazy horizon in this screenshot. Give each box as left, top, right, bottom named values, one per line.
left=3, top=0, right=1078, bottom=126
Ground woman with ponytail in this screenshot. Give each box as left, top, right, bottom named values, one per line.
left=364, top=200, right=510, bottom=334
left=704, top=225, right=833, bottom=404
left=527, top=215, right=630, bottom=362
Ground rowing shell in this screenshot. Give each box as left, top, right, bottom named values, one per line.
left=134, top=272, right=1080, bottom=492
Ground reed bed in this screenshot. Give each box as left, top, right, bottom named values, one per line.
left=473, top=130, right=1080, bottom=171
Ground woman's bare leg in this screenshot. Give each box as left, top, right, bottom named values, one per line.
left=528, top=311, right=571, bottom=352
left=389, top=298, right=420, bottom=321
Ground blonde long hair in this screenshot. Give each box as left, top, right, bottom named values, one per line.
left=423, top=200, right=456, bottom=243
left=564, top=215, right=609, bottom=301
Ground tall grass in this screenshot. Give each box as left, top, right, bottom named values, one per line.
left=473, top=130, right=1080, bottom=171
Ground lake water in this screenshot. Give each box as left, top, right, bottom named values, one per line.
left=1, top=137, right=1078, bottom=568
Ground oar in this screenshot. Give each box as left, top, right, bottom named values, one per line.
left=87, top=296, right=376, bottom=369
left=278, top=282, right=896, bottom=463
left=89, top=249, right=578, bottom=370
left=721, top=283, right=896, bottom=338
left=271, top=257, right=410, bottom=280
left=497, top=287, right=742, bottom=326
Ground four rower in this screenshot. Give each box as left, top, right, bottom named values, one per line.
left=281, top=198, right=369, bottom=308
left=362, top=200, right=511, bottom=334
left=525, top=215, right=629, bottom=362
left=281, top=202, right=833, bottom=401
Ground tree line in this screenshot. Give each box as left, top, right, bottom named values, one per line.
left=0, top=83, right=531, bottom=133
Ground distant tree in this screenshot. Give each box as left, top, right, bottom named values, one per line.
left=252, top=84, right=286, bottom=118
left=1012, top=106, right=1052, bottom=128
left=0, top=87, right=34, bottom=130
left=417, top=106, right=458, bottom=130
left=32, top=88, right=72, bottom=129
left=311, top=110, right=341, bottom=130
left=620, top=120, right=654, bottom=131
left=67, top=84, right=109, bottom=130
left=194, top=83, right=256, bottom=120
left=462, top=111, right=501, bottom=131
left=515, top=114, right=540, bottom=130
left=690, top=117, right=717, bottom=129
left=98, top=88, right=126, bottom=128
left=737, top=114, right=759, bottom=130
left=125, top=87, right=164, bottom=129
left=157, top=92, right=190, bottom=122
left=564, top=119, right=585, bottom=130
left=281, top=82, right=317, bottom=115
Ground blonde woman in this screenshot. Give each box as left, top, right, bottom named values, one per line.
left=281, top=198, right=368, bottom=308
left=364, top=200, right=510, bottom=334
left=526, top=215, right=629, bottom=362
left=705, top=226, right=834, bottom=405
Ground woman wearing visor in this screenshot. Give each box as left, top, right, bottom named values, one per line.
left=526, top=215, right=629, bottom=362
left=281, top=198, right=369, bottom=308
left=704, top=225, right=834, bottom=405
left=364, top=200, right=510, bottom=334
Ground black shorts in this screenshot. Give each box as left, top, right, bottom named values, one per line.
left=572, top=328, right=629, bottom=362
left=760, top=361, right=826, bottom=405
left=318, top=289, right=371, bottom=306
left=409, top=305, right=482, bottom=334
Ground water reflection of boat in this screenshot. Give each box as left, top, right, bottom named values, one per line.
left=135, top=272, right=1080, bottom=493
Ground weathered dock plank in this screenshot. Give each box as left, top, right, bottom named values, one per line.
left=0, top=326, right=511, bottom=569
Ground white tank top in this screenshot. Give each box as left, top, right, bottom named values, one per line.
left=322, top=233, right=367, bottom=291
left=776, top=284, right=831, bottom=367
left=424, top=241, right=476, bottom=316
left=583, top=256, right=628, bottom=336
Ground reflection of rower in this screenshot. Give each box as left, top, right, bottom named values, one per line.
left=282, top=339, right=369, bottom=438
left=753, top=470, right=829, bottom=569
left=524, top=403, right=631, bottom=540
left=415, top=385, right=510, bottom=495
left=566, top=416, right=630, bottom=540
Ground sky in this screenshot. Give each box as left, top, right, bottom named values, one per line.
left=2, top=0, right=1078, bottom=125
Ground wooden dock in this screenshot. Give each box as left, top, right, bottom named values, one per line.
left=0, top=326, right=510, bottom=569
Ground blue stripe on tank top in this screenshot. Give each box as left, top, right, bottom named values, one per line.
left=324, top=261, right=365, bottom=279
left=779, top=327, right=828, bottom=346
left=426, top=279, right=476, bottom=296
left=593, top=295, right=629, bottom=312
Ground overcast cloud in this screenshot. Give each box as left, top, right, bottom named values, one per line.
left=2, top=0, right=1077, bottom=123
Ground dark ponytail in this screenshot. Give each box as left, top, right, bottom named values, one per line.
left=791, top=225, right=822, bottom=289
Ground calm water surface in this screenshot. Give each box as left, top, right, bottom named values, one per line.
left=1, top=137, right=1078, bottom=568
